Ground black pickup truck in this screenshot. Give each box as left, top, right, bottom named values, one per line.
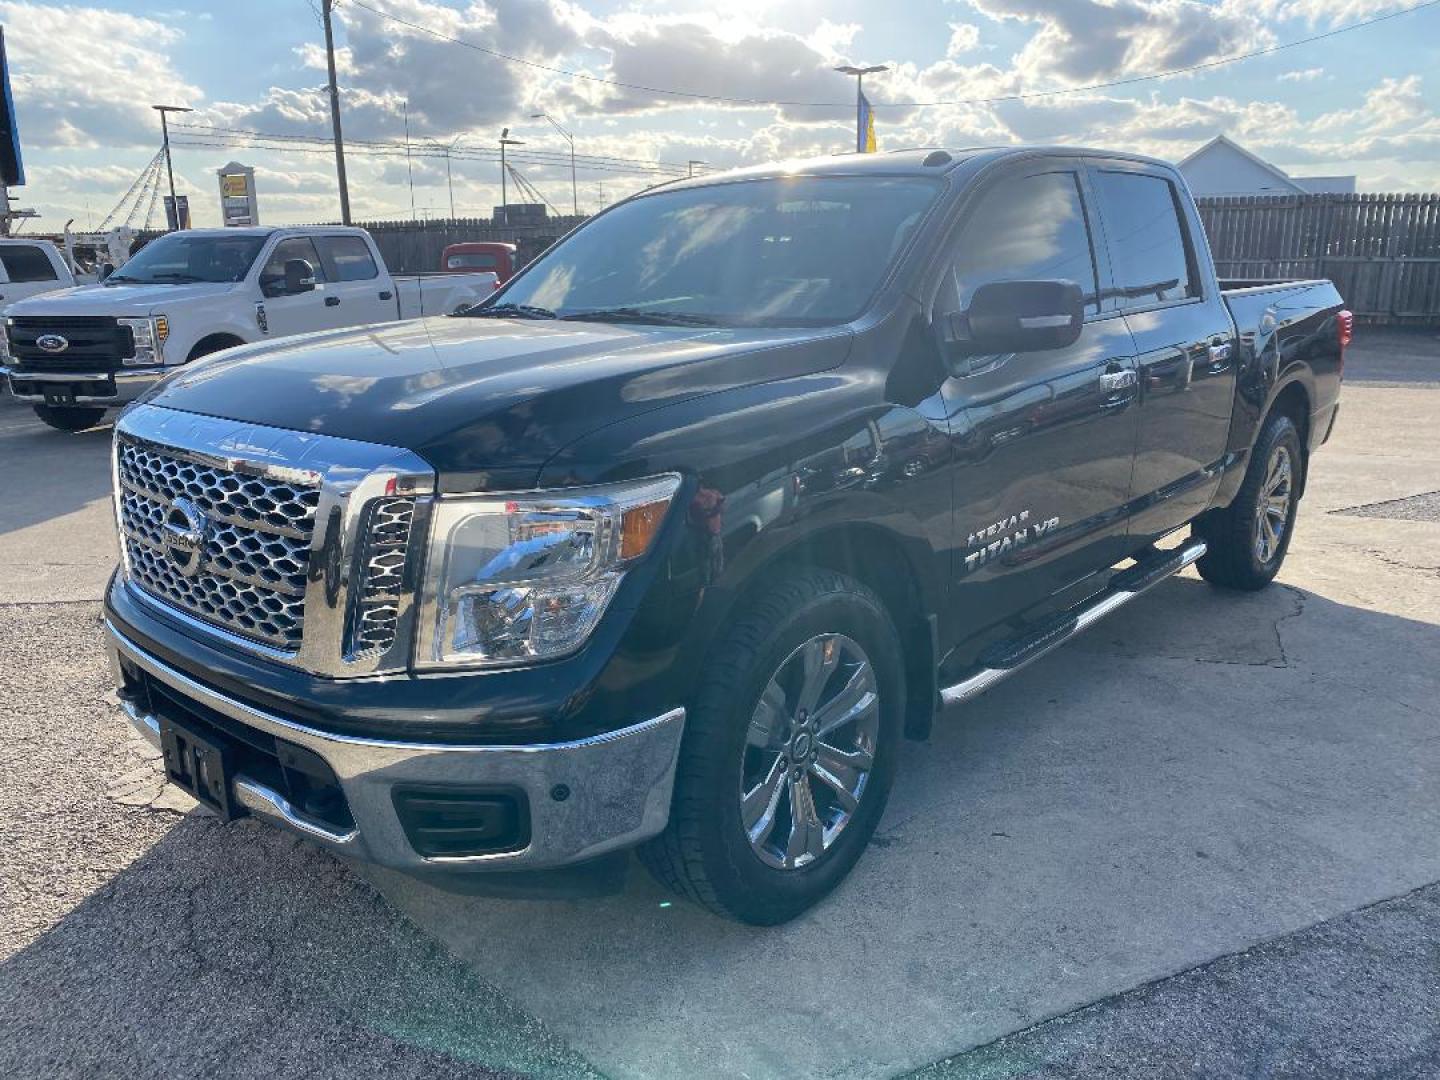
left=105, top=147, right=1347, bottom=924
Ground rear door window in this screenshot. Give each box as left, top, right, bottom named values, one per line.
left=1091, top=171, right=1197, bottom=307
left=0, top=244, right=59, bottom=283
left=950, top=171, right=1100, bottom=313
left=316, top=236, right=380, bottom=281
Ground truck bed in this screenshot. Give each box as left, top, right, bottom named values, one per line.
left=394, top=272, right=498, bottom=319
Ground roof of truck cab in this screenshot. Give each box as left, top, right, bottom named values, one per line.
left=649, top=145, right=1179, bottom=192
left=157, top=226, right=373, bottom=239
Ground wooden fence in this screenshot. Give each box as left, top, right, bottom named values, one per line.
left=347, top=215, right=587, bottom=275
left=1196, top=193, right=1440, bottom=323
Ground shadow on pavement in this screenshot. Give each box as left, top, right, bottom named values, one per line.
left=0, top=399, right=115, bottom=540
left=364, top=575, right=1440, bottom=1079
left=3, top=576, right=1437, bottom=1080
left=0, top=817, right=600, bottom=1080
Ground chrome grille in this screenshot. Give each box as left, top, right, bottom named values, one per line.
left=116, top=437, right=320, bottom=650
left=349, top=497, right=416, bottom=655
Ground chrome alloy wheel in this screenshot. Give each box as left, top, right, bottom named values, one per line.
left=739, top=633, right=880, bottom=870
left=1254, top=444, right=1294, bottom=563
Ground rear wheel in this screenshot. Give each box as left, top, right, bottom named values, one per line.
left=32, top=404, right=107, bottom=432
left=640, top=568, right=904, bottom=925
left=1195, top=411, right=1303, bottom=591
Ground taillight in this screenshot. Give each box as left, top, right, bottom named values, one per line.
left=1337, top=309, right=1353, bottom=348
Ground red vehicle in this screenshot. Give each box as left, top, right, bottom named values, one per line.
left=441, top=241, right=518, bottom=284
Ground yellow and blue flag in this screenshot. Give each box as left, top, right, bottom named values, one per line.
left=858, top=89, right=877, bottom=153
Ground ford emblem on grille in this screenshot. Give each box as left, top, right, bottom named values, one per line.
left=161, top=497, right=209, bottom=578
left=35, top=333, right=69, bottom=353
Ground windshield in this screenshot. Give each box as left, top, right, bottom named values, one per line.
left=109, top=233, right=267, bottom=285
left=472, top=176, right=941, bottom=327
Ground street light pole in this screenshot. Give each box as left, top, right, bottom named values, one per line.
left=321, top=0, right=351, bottom=224
left=152, top=104, right=192, bottom=227
left=531, top=113, right=577, bottom=216
left=498, top=128, right=524, bottom=224
left=833, top=65, right=888, bottom=153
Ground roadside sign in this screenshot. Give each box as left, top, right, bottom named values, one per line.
left=217, top=161, right=259, bottom=226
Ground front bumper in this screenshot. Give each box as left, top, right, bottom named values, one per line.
left=107, top=618, right=686, bottom=874
left=3, top=364, right=166, bottom=406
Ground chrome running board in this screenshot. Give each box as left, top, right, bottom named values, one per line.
left=939, top=539, right=1208, bottom=708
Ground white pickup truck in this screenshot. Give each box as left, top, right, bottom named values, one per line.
left=1, top=225, right=497, bottom=430
left=0, top=238, right=84, bottom=308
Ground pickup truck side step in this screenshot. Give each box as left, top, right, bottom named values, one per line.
left=939, top=538, right=1208, bottom=708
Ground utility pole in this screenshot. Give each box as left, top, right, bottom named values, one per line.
left=152, top=104, right=192, bottom=227
left=321, top=0, right=351, bottom=224
left=531, top=113, right=577, bottom=216
left=403, top=100, right=416, bottom=220
left=834, top=65, right=887, bottom=153
left=498, top=128, right=523, bottom=224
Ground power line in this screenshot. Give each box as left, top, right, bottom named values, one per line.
left=346, top=0, right=1440, bottom=110
left=168, top=136, right=694, bottom=177
left=171, top=122, right=698, bottom=172
left=169, top=122, right=700, bottom=175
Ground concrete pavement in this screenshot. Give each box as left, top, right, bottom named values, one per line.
left=1, top=329, right=1437, bottom=1078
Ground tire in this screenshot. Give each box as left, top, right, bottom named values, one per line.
left=1194, top=411, right=1303, bottom=591
left=32, top=404, right=107, bottom=432
left=187, top=337, right=242, bottom=362
left=640, top=567, right=905, bottom=925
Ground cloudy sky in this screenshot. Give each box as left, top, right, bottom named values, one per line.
left=5, top=0, right=1439, bottom=229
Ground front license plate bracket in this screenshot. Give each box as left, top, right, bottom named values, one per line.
left=159, top=717, right=243, bottom=821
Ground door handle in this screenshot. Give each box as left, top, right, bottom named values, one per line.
left=324, top=296, right=341, bottom=307
left=1099, top=367, right=1137, bottom=392
left=378, top=290, right=393, bottom=301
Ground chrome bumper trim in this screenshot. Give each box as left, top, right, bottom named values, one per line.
left=3, top=364, right=167, bottom=405
left=108, top=617, right=686, bottom=871
left=120, top=698, right=361, bottom=845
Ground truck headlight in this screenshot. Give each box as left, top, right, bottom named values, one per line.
left=415, top=474, right=681, bottom=669
left=118, top=315, right=166, bottom=366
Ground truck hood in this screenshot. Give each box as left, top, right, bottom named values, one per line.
left=6, top=281, right=239, bottom=316
left=144, top=315, right=851, bottom=487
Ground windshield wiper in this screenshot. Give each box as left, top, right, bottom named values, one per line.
left=466, top=302, right=558, bottom=319
left=558, top=307, right=721, bottom=326
left=148, top=272, right=207, bottom=283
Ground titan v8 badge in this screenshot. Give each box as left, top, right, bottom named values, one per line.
left=963, top=510, right=1060, bottom=572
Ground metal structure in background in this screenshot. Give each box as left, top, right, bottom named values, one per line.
left=497, top=128, right=524, bottom=223
left=321, top=0, right=351, bottom=224
left=152, top=105, right=192, bottom=227
left=1197, top=192, right=1440, bottom=324
left=531, top=113, right=578, bottom=216
left=97, top=150, right=167, bottom=233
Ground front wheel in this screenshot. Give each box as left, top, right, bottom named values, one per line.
left=1195, top=411, right=1303, bottom=591
left=32, top=404, right=107, bottom=432
left=640, top=568, right=904, bottom=925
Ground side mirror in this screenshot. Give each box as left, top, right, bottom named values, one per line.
left=98, top=263, right=114, bottom=282
left=283, top=258, right=317, bottom=295
left=943, top=279, right=1085, bottom=362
